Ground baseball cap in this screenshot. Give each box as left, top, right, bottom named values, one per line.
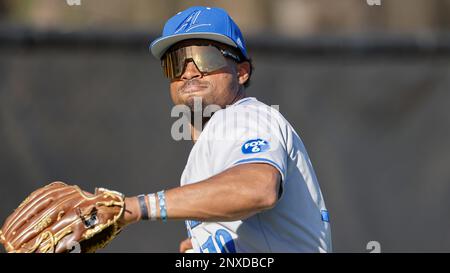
left=150, top=6, right=249, bottom=60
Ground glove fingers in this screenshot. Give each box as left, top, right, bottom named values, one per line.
left=19, top=198, right=101, bottom=253
left=1, top=183, right=70, bottom=252
left=1, top=182, right=70, bottom=238
left=11, top=189, right=85, bottom=251
left=8, top=182, right=68, bottom=224
left=19, top=208, right=82, bottom=253
left=2, top=184, right=75, bottom=244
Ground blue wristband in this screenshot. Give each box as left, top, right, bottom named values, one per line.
left=157, top=190, right=167, bottom=223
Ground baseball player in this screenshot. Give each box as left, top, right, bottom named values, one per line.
left=0, top=6, right=332, bottom=253
left=135, top=6, right=331, bottom=253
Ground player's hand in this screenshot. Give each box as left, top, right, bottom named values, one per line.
left=117, top=196, right=141, bottom=229
left=179, top=237, right=193, bottom=253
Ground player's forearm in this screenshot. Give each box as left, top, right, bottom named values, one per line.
left=164, top=163, right=280, bottom=221
left=121, top=163, right=280, bottom=226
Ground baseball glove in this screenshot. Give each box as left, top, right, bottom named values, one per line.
left=0, top=181, right=125, bottom=253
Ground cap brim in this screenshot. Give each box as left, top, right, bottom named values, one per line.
left=150, top=32, right=238, bottom=59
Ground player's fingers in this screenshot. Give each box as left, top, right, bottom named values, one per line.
left=179, top=237, right=193, bottom=253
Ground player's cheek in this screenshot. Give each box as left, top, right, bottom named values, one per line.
left=169, top=84, right=182, bottom=104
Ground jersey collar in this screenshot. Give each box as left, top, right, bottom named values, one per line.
left=231, top=97, right=256, bottom=107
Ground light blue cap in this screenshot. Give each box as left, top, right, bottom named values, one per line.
left=150, top=6, right=249, bottom=60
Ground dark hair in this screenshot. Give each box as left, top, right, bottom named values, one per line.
left=224, top=45, right=253, bottom=89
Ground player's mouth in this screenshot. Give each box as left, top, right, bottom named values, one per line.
left=179, top=80, right=209, bottom=94
left=182, top=86, right=207, bottom=94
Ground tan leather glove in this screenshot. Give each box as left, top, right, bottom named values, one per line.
left=0, top=181, right=124, bottom=253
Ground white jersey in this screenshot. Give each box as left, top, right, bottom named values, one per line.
left=180, top=97, right=332, bottom=253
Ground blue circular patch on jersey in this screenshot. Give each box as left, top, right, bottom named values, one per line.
left=241, top=139, right=270, bottom=154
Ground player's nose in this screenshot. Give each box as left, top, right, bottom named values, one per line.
left=181, top=61, right=202, bottom=80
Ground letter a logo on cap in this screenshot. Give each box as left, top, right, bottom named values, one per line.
left=174, top=10, right=211, bottom=34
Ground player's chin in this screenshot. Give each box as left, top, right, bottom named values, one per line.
left=181, top=90, right=211, bottom=104
left=183, top=95, right=214, bottom=112
left=181, top=87, right=209, bottom=97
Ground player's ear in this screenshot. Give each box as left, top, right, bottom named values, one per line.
left=237, top=61, right=250, bottom=86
